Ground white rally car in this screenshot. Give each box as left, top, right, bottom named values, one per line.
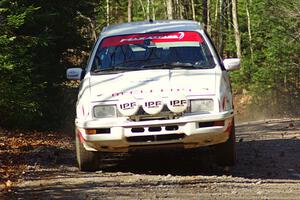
left=67, top=20, right=240, bottom=171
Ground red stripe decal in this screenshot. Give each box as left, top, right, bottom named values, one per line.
left=101, top=31, right=203, bottom=48
left=77, top=129, right=86, bottom=143
left=225, top=119, right=233, bottom=134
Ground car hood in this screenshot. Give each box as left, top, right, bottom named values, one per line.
left=89, top=69, right=216, bottom=101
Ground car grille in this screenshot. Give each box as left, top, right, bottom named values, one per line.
left=126, top=133, right=185, bottom=143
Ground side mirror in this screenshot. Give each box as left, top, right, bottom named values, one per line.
left=66, top=68, right=84, bottom=80
left=223, top=58, right=240, bottom=71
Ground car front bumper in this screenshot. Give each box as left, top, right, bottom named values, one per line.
left=76, top=111, right=234, bottom=152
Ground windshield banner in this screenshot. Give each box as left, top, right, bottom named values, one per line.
left=101, top=31, right=203, bottom=47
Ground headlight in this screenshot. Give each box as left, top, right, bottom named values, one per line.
left=190, top=99, right=214, bottom=112
left=93, top=105, right=117, bottom=118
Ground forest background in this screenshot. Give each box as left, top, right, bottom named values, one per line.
left=0, top=0, right=299, bottom=130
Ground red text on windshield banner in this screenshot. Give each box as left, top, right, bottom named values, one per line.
left=101, top=31, right=203, bottom=48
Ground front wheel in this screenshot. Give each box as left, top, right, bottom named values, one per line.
left=215, top=121, right=236, bottom=166
left=75, top=132, right=100, bottom=172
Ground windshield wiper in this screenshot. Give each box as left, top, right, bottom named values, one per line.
left=139, top=63, right=170, bottom=69
left=92, top=66, right=130, bottom=73
left=169, top=62, right=197, bottom=68
left=139, top=62, right=203, bottom=69
left=171, top=62, right=214, bottom=69
left=92, top=64, right=146, bottom=73
left=92, top=62, right=212, bottom=73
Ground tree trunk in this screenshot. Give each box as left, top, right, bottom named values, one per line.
left=224, top=0, right=229, bottom=57
left=147, top=0, right=150, bottom=21
left=227, top=0, right=233, bottom=57
left=232, top=0, right=242, bottom=58
left=214, top=0, right=219, bottom=49
left=203, top=0, right=208, bottom=27
left=191, top=0, right=196, bottom=20
left=178, top=0, right=183, bottom=19
left=128, top=0, right=132, bottom=22
left=246, top=0, right=253, bottom=64
left=106, top=0, right=110, bottom=25
left=166, top=0, right=173, bottom=19
left=219, top=0, right=225, bottom=56
left=207, top=0, right=211, bottom=35
left=151, top=0, right=156, bottom=20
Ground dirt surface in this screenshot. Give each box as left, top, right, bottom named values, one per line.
left=1, top=119, right=300, bottom=199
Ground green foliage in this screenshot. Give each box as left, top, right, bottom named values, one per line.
left=231, top=0, right=300, bottom=116
left=0, top=0, right=92, bottom=129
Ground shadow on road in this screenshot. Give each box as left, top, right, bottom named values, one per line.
left=102, top=137, right=300, bottom=180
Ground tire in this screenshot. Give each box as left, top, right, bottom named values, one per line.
left=215, top=121, right=236, bottom=166
left=75, top=132, right=100, bottom=172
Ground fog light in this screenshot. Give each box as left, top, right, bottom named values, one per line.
left=85, top=129, right=96, bottom=134
left=214, top=120, right=224, bottom=126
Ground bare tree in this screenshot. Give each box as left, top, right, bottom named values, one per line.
left=214, top=0, right=219, bottom=28
left=128, top=0, right=132, bottom=22
left=166, top=0, right=173, bottom=19
left=174, top=0, right=183, bottom=19
left=151, top=0, right=156, bottom=20
left=246, top=0, right=253, bottom=64
left=232, top=0, right=242, bottom=58
left=207, top=0, right=212, bottom=35
left=203, top=0, right=208, bottom=26
left=191, top=0, right=196, bottom=20
left=106, top=0, right=110, bottom=25
left=224, top=0, right=229, bottom=57
left=219, top=0, right=225, bottom=56
left=214, top=0, right=219, bottom=48
left=147, top=0, right=150, bottom=21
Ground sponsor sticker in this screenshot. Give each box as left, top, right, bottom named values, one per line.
left=142, top=97, right=164, bottom=115
left=167, top=94, right=188, bottom=113
left=117, top=94, right=188, bottom=116
left=117, top=96, right=139, bottom=116
left=101, top=31, right=203, bottom=48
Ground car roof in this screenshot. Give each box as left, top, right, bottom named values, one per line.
left=100, top=20, right=203, bottom=38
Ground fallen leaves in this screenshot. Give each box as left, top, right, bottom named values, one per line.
left=5, top=180, right=12, bottom=188
left=0, top=180, right=12, bottom=193
left=0, top=129, right=73, bottom=187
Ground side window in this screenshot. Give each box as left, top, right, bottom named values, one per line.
left=204, top=30, right=225, bottom=70
left=87, top=38, right=100, bottom=71
left=92, top=48, right=111, bottom=70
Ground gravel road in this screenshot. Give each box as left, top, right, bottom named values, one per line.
left=2, top=119, right=300, bottom=199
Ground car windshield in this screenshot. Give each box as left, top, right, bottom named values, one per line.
left=91, top=31, right=215, bottom=73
